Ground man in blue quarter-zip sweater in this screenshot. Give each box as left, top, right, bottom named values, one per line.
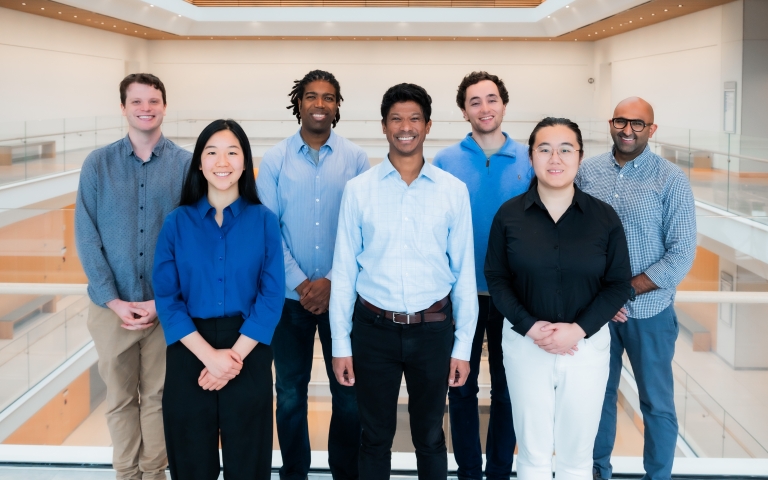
left=433, top=71, right=533, bottom=480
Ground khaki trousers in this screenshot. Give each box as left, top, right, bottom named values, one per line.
left=87, top=301, right=167, bottom=480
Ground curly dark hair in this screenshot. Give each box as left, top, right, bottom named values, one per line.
left=455, top=71, right=509, bottom=110
left=286, top=70, right=343, bottom=128
left=380, top=83, right=432, bottom=123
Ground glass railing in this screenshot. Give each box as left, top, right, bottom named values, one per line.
left=7, top=114, right=766, bottom=215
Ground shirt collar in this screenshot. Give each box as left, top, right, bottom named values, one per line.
left=292, top=128, right=337, bottom=155
left=120, top=134, right=167, bottom=163
left=523, top=180, right=585, bottom=213
left=610, top=144, right=652, bottom=168
left=195, top=196, right=244, bottom=219
left=379, top=155, right=437, bottom=183
left=461, top=132, right=518, bottom=159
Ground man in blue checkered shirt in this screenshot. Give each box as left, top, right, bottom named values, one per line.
left=575, top=97, right=696, bottom=480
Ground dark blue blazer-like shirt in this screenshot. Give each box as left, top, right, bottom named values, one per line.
left=153, top=196, right=285, bottom=346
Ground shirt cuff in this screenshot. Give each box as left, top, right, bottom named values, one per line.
left=240, top=321, right=276, bottom=346
left=451, top=339, right=472, bottom=361
left=332, top=337, right=352, bottom=358
left=162, top=317, right=197, bottom=346
left=285, top=265, right=308, bottom=292
left=90, top=285, right=120, bottom=308
left=643, top=263, right=674, bottom=290
left=511, top=314, right=538, bottom=337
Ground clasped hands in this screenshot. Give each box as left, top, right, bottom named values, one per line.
left=198, top=348, right=243, bottom=391
left=526, top=320, right=586, bottom=356
left=296, top=278, right=331, bottom=315
left=332, top=356, right=471, bottom=388
left=107, top=298, right=158, bottom=331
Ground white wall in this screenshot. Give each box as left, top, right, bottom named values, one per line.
left=147, top=39, right=595, bottom=125
left=592, top=2, right=744, bottom=132
left=0, top=7, right=149, bottom=122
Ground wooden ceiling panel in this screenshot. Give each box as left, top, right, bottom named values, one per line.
left=183, top=0, right=544, bottom=6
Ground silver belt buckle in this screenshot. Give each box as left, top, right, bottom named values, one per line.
left=392, top=312, right=410, bottom=324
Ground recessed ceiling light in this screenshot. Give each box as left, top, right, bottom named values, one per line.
left=629, top=20, right=632, bottom=23
left=150, top=4, right=154, bottom=6
left=565, top=5, right=569, bottom=8
left=679, top=4, right=683, bottom=7
left=664, top=9, right=668, bottom=12
left=58, top=12, right=61, bottom=14
left=40, top=7, right=44, bottom=9
left=547, top=15, right=551, bottom=18
left=652, top=13, right=655, bottom=16
left=21, top=3, right=25, bottom=5
left=178, top=14, right=182, bottom=17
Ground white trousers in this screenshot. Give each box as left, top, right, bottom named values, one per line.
left=502, top=322, right=610, bottom=480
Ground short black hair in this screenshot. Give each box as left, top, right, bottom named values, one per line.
left=527, top=117, right=584, bottom=160
left=180, top=119, right=260, bottom=207
left=380, top=83, right=432, bottom=123
left=120, top=73, right=166, bottom=106
left=456, top=71, right=509, bottom=110
left=287, top=70, right=343, bottom=128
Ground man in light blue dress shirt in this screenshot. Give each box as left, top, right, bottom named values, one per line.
left=256, top=70, right=369, bottom=480
left=576, top=97, right=696, bottom=480
left=329, top=83, right=479, bottom=480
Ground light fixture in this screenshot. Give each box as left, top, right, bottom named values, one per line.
left=565, top=5, right=569, bottom=8
left=547, top=15, right=551, bottom=18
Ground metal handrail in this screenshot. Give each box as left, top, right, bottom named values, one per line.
left=0, top=283, right=765, bottom=303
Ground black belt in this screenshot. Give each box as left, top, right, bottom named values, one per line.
left=358, top=295, right=449, bottom=324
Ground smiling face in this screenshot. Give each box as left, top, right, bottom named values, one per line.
left=382, top=100, right=432, bottom=159
left=610, top=98, right=657, bottom=161
left=199, top=129, right=245, bottom=195
left=462, top=79, right=506, bottom=135
left=298, top=80, right=339, bottom=135
left=531, top=124, right=582, bottom=191
left=120, top=82, right=166, bottom=134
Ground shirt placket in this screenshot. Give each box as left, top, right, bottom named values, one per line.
left=553, top=222, right=564, bottom=323
left=215, top=223, right=227, bottom=315
left=312, top=150, right=322, bottom=281
left=138, top=159, right=148, bottom=296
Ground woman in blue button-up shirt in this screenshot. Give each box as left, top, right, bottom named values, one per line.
left=153, top=119, right=285, bottom=480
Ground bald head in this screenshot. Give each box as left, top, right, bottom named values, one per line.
left=614, top=96, right=654, bottom=124
left=609, top=96, right=657, bottom=165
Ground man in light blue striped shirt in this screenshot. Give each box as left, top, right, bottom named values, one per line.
left=256, top=70, right=369, bottom=480
left=576, top=97, right=696, bottom=480
left=330, top=83, right=479, bottom=480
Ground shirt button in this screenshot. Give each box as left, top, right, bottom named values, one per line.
left=315, top=245, right=319, bottom=249
left=614, top=194, right=619, bottom=198
left=220, top=236, right=223, bottom=240
left=218, top=302, right=222, bottom=305
left=141, top=183, right=144, bottom=187
left=218, top=279, right=222, bottom=282
left=140, top=206, right=143, bottom=210
left=404, top=217, right=408, bottom=221
left=140, top=275, right=143, bottom=279
left=139, top=252, right=143, bottom=256
left=140, top=229, right=144, bottom=233
left=557, top=313, right=563, bottom=319
left=219, top=257, right=223, bottom=261
left=554, top=245, right=558, bottom=250
left=619, top=175, right=623, bottom=178
left=316, top=198, right=320, bottom=202
left=316, top=222, right=319, bottom=226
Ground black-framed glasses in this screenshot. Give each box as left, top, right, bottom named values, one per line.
left=611, top=117, right=650, bottom=132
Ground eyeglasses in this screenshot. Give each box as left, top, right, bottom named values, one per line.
left=533, top=145, right=581, bottom=161
left=611, top=117, right=651, bottom=132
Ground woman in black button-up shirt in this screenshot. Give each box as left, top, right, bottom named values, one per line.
left=485, top=117, right=631, bottom=480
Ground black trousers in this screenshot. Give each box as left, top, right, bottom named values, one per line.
left=352, top=298, right=454, bottom=480
left=163, top=316, right=273, bottom=480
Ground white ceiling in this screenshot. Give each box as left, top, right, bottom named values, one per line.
left=54, top=0, right=650, bottom=38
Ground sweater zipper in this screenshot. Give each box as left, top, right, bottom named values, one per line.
left=486, top=157, right=490, bottom=175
